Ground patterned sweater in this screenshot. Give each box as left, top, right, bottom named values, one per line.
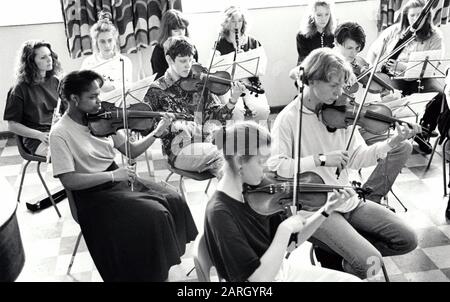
left=143, top=69, right=234, bottom=163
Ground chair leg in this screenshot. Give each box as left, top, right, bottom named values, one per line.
left=67, top=231, right=83, bottom=275
left=36, top=162, right=61, bottom=218
left=389, top=189, right=408, bottom=212
left=144, top=150, right=154, bottom=178
left=426, top=136, right=440, bottom=170
left=17, top=160, right=31, bottom=203
left=165, top=172, right=174, bottom=183
left=310, top=244, right=316, bottom=266
left=381, top=262, right=390, bottom=282
left=179, top=176, right=187, bottom=201
left=204, top=179, right=212, bottom=194
left=443, top=139, right=448, bottom=196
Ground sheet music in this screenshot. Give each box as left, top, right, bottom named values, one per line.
left=210, top=46, right=267, bottom=80
left=99, top=74, right=157, bottom=106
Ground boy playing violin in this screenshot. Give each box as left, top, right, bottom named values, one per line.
left=269, top=48, right=418, bottom=279
left=143, top=36, right=246, bottom=177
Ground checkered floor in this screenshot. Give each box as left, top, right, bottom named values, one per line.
left=2, top=111, right=450, bottom=282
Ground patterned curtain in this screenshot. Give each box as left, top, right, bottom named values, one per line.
left=377, top=0, right=450, bottom=31
left=60, top=0, right=182, bottom=59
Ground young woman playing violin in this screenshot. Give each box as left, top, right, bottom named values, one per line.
left=296, top=0, right=336, bottom=66
left=215, top=5, right=270, bottom=123
left=332, top=22, right=416, bottom=204
left=50, top=70, right=198, bottom=281
left=204, top=121, right=361, bottom=282
left=3, top=40, right=63, bottom=156
left=143, top=35, right=246, bottom=177
left=269, top=48, right=418, bottom=279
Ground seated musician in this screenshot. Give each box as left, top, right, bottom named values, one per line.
left=296, top=0, right=336, bottom=66
left=332, top=22, right=415, bottom=204
left=204, top=121, right=361, bottom=282
left=50, top=70, right=198, bottom=281
left=367, top=0, right=445, bottom=153
left=215, top=6, right=270, bottom=123
left=3, top=40, right=63, bottom=157
left=268, top=48, right=418, bottom=279
left=143, top=35, right=246, bottom=177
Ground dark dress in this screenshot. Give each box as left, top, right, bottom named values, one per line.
left=3, top=76, right=61, bottom=153
left=296, top=31, right=334, bottom=65
left=151, top=43, right=199, bottom=80
left=72, top=163, right=198, bottom=282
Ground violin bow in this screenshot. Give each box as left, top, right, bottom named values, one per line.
left=336, top=41, right=386, bottom=179
left=119, top=57, right=134, bottom=191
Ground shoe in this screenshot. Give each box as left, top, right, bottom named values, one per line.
left=446, top=199, right=450, bottom=220
left=414, top=134, right=432, bottom=154
left=429, top=130, right=439, bottom=138
left=314, top=246, right=344, bottom=271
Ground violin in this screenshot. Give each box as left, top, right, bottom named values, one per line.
left=179, top=63, right=265, bottom=96
left=321, top=100, right=431, bottom=135
left=87, top=101, right=193, bottom=137
left=351, top=56, right=395, bottom=95
left=243, top=171, right=370, bottom=216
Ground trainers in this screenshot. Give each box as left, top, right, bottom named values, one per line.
left=414, top=134, right=432, bottom=154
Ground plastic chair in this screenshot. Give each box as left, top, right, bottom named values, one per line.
left=426, top=135, right=449, bottom=196
left=65, top=188, right=83, bottom=275
left=164, top=165, right=214, bottom=201
left=16, top=136, right=61, bottom=218
left=192, top=232, right=222, bottom=282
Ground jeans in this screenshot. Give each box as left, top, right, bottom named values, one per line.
left=173, top=142, right=223, bottom=178
left=359, top=129, right=413, bottom=203
left=310, top=201, right=417, bottom=279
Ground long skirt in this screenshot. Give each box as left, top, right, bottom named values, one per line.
left=72, top=166, right=198, bottom=281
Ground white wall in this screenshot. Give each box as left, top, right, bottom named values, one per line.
left=1, top=0, right=450, bottom=132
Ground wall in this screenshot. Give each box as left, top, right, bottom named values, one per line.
left=1, top=0, right=450, bottom=132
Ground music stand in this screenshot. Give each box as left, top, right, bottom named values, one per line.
left=99, top=74, right=157, bottom=106
left=209, top=46, right=267, bottom=80
left=393, top=50, right=450, bottom=93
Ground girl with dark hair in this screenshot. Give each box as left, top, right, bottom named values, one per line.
left=204, top=121, right=361, bottom=282
left=296, top=0, right=336, bottom=65
left=3, top=40, right=63, bottom=156
left=151, top=9, right=198, bottom=79
left=81, top=11, right=133, bottom=93
left=50, top=69, right=198, bottom=281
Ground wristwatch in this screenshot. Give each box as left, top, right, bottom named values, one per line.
left=321, top=209, right=330, bottom=218
left=318, top=154, right=326, bottom=167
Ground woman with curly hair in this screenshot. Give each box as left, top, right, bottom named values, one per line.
left=81, top=11, right=132, bottom=93
left=296, top=0, right=336, bottom=66
left=3, top=40, right=62, bottom=156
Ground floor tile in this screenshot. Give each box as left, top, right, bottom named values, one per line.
left=403, top=269, right=449, bottom=282
left=422, top=245, right=450, bottom=269
left=390, top=249, right=438, bottom=274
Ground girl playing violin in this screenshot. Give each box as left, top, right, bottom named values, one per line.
left=50, top=70, right=198, bottom=281
left=4, top=40, right=63, bottom=156
left=204, top=121, right=361, bottom=282
left=296, top=0, right=336, bottom=65
left=269, top=48, right=418, bottom=279
left=81, top=11, right=133, bottom=93
left=215, top=5, right=270, bottom=123
left=151, top=9, right=199, bottom=80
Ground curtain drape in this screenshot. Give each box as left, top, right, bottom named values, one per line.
left=60, top=0, right=182, bottom=59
